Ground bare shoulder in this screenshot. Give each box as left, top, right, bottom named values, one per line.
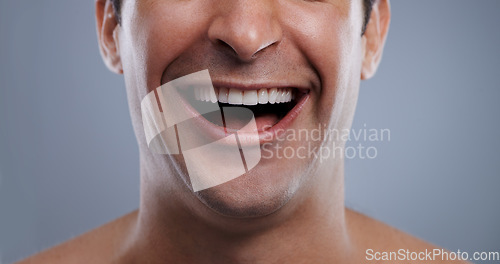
left=346, top=209, right=470, bottom=263
left=15, top=210, right=138, bottom=264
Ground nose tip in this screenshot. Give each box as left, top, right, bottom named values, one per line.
left=208, top=2, right=282, bottom=62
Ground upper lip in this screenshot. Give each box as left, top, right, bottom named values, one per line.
left=210, top=80, right=310, bottom=91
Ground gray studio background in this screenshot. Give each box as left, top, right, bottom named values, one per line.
left=1, top=0, right=499, bottom=263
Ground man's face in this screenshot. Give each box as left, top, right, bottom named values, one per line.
left=113, top=0, right=371, bottom=217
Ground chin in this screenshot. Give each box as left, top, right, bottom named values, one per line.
left=193, top=163, right=301, bottom=218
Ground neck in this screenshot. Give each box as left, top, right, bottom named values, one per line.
left=122, top=153, right=352, bottom=264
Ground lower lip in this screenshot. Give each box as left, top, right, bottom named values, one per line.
left=176, top=90, right=310, bottom=145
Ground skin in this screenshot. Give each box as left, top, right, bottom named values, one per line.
left=17, top=0, right=469, bottom=263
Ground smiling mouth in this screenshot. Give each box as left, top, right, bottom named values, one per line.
left=178, top=85, right=309, bottom=133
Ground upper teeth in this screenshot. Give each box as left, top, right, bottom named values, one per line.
left=194, top=87, right=294, bottom=105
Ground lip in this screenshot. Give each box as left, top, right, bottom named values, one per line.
left=210, top=80, right=309, bottom=92
left=166, top=80, right=310, bottom=146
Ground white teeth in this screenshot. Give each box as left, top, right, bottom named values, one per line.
left=227, top=89, right=243, bottom=105
left=218, top=87, right=229, bottom=103
left=195, top=88, right=201, bottom=100
left=194, top=87, right=294, bottom=105
left=258, top=88, right=268, bottom=104
left=276, top=88, right=283, bottom=103
left=209, top=88, right=218, bottom=103
left=243, top=90, right=258, bottom=105
left=268, top=88, right=278, bottom=104
left=284, top=89, right=291, bottom=102
left=202, top=88, right=209, bottom=102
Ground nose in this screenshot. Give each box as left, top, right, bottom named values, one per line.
left=208, top=0, right=283, bottom=62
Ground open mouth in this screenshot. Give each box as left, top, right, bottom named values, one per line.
left=179, top=86, right=309, bottom=133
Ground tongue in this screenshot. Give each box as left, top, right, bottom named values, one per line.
left=221, top=109, right=279, bottom=132
left=253, top=113, right=279, bottom=131
left=201, top=106, right=280, bottom=132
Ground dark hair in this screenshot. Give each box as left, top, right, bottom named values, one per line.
left=111, top=0, right=122, bottom=24
left=362, top=0, right=376, bottom=35
left=111, top=0, right=375, bottom=34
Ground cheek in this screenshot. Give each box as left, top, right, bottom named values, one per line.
left=278, top=1, right=361, bottom=120
left=122, top=1, right=212, bottom=97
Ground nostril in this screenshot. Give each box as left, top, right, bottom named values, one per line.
left=215, top=39, right=239, bottom=56
left=214, top=38, right=278, bottom=62
left=207, top=12, right=283, bottom=62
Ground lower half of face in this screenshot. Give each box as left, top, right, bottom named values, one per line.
left=120, top=0, right=364, bottom=218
